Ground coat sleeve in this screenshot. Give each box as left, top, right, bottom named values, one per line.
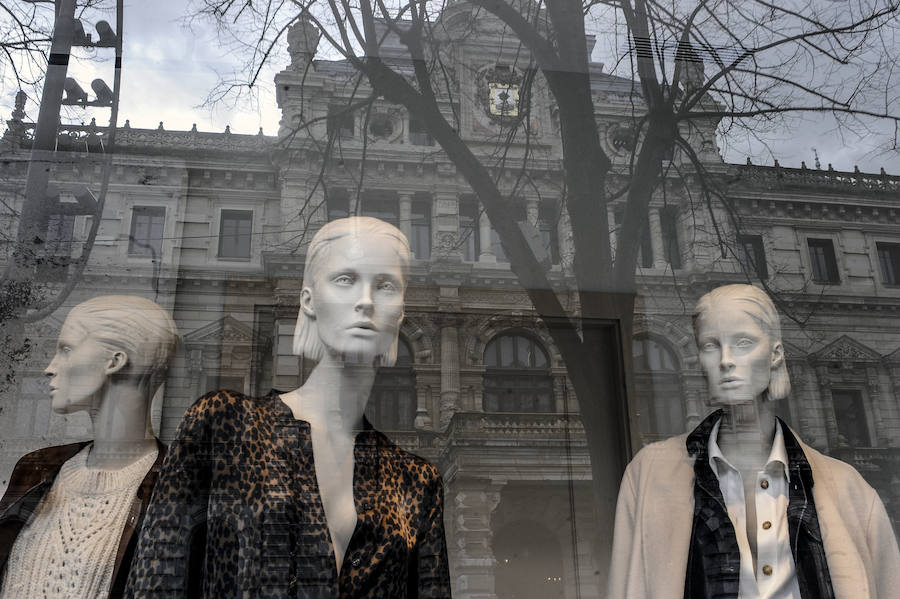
left=125, top=393, right=220, bottom=598
left=414, top=465, right=452, bottom=599
left=607, top=461, right=640, bottom=599
left=865, top=489, right=900, bottom=598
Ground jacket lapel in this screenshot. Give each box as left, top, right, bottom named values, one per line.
left=641, top=433, right=698, bottom=599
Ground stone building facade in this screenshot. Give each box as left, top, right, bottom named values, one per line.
left=1, top=6, right=900, bottom=599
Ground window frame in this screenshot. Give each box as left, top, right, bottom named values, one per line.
left=737, top=233, right=769, bottom=280
left=128, top=205, right=166, bottom=258
left=805, top=235, right=841, bottom=284
left=217, top=208, right=254, bottom=260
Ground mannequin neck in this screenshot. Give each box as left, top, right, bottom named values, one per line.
left=87, top=377, right=157, bottom=469
left=284, top=356, right=376, bottom=436
left=714, top=396, right=779, bottom=471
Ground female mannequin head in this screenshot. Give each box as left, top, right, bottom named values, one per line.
left=292, top=216, right=411, bottom=367
left=692, top=284, right=790, bottom=404
left=45, top=295, right=179, bottom=414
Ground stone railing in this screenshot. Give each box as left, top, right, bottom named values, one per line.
left=5, top=121, right=276, bottom=156
left=447, top=411, right=585, bottom=439
left=734, top=162, right=900, bottom=195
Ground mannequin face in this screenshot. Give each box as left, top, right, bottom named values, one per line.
left=302, top=233, right=405, bottom=363
left=44, top=314, right=121, bottom=413
left=695, top=300, right=782, bottom=405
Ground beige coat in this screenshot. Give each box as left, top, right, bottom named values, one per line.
left=607, top=432, right=900, bottom=599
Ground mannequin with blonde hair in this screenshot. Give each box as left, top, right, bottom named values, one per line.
left=0, top=295, right=178, bottom=599
left=127, top=217, right=450, bottom=598
left=608, top=283, right=900, bottom=599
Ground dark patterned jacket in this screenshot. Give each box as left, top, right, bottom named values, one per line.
left=0, top=439, right=166, bottom=599
left=125, top=389, right=452, bottom=598
left=684, top=409, right=834, bottom=599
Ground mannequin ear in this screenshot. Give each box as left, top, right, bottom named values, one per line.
left=770, top=340, right=785, bottom=370
left=106, top=351, right=128, bottom=375
left=300, top=287, right=316, bottom=319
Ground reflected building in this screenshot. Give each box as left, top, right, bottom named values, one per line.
left=2, top=6, right=900, bottom=599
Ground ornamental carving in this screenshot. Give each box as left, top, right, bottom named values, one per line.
left=811, top=335, right=881, bottom=365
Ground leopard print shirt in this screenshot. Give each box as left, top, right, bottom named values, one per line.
left=125, top=389, right=451, bottom=598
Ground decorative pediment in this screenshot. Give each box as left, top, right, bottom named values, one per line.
left=184, top=316, right=254, bottom=346
left=781, top=340, right=807, bottom=361
left=810, top=335, right=881, bottom=364
left=883, top=345, right=900, bottom=364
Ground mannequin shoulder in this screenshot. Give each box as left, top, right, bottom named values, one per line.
left=623, top=434, right=693, bottom=479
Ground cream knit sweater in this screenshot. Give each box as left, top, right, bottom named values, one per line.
left=0, top=445, right=157, bottom=599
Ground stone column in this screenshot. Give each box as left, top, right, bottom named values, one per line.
left=648, top=208, right=666, bottom=269
left=272, top=282, right=304, bottom=391
left=815, top=365, right=837, bottom=451
left=440, top=320, right=461, bottom=430
left=558, top=202, right=574, bottom=271
left=608, top=205, right=618, bottom=261
left=446, top=479, right=505, bottom=599
left=867, top=365, right=886, bottom=445
left=433, top=191, right=462, bottom=261
left=398, top=192, right=413, bottom=244
left=478, top=203, right=495, bottom=263
left=525, top=198, right=539, bottom=228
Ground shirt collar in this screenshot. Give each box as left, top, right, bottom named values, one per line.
left=707, top=415, right=791, bottom=482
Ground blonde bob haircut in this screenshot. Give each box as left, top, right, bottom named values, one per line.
left=66, top=295, right=179, bottom=393
left=292, top=216, right=411, bottom=366
left=692, top=283, right=790, bottom=401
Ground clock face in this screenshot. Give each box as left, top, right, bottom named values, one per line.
left=489, top=82, right=519, bottom=117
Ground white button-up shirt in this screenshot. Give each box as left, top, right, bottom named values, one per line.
left=708, top=419, right=801, bottom=599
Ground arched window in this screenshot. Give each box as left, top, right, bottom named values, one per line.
left=367, top=338, right=416, bottom=430
left=632, top=336, right=685, bottom=440
left=483, top=333, right=554, bottom=413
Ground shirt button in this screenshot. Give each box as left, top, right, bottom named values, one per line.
left=760, top=479, right=769, bottom=490
left=352, top=558, right=361, bottom=567
left=762, top=521, right=772, bottom=530
left=762, top=565, right=773, bottom=576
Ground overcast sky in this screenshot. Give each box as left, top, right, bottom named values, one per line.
left=2, top=1, right=898, bottom=174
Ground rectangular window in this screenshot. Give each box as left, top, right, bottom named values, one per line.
left=660, top=207, right=681, bottom=269
left=36, top=214, right=75, bottom=282
left=218, top=209, right=252, bottom=259
left=876, top=242, right=900, bottom=285
left=327, top=190, right=350, bottom=221
left=45, top=214, right=75, bottom=255
left=459, top=198, right=480, bottom=261
left=738, top=234, right=768, bottom=279
left=491, top=205, right=525, bottom=263
left=807, top=237, right=840, bottom=283
left=361, top=198, right=399, bottom=227
left=128, top=206, right=165, bottom=257
left=411, top=201, right=431, bottom=259
left=538, top=203, right=560, bottom=265
left=327, top=105, right=354, bottom=139
left=409, top=115, right=434, bottom=146
left=832, top=389, right=871, bottom=447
